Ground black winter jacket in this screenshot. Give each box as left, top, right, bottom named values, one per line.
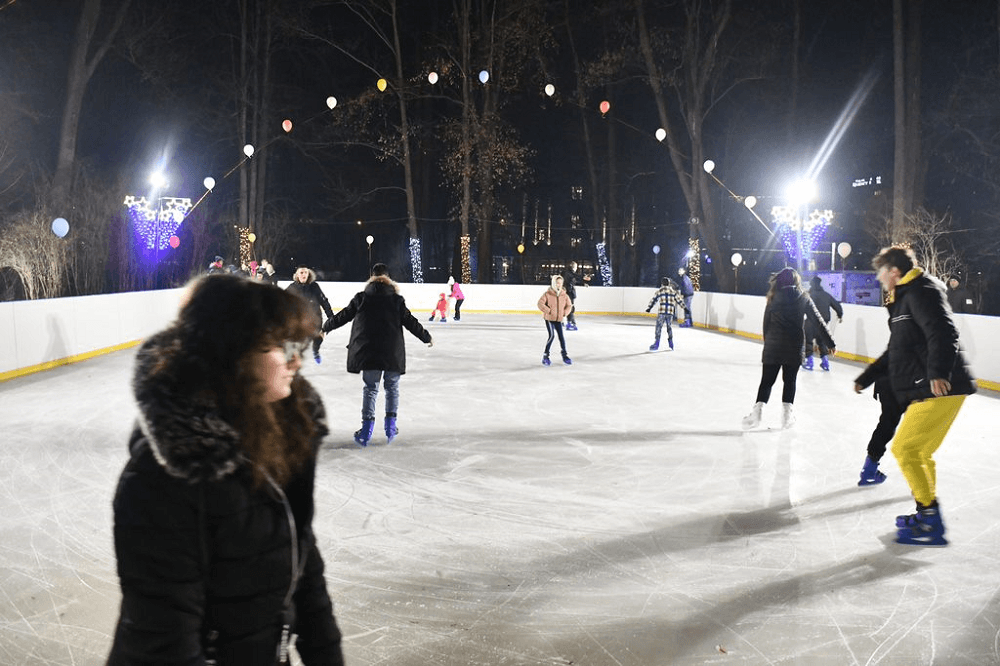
left=286, top=270, right=334, bottom=328
left=807, top=285, right=843, bottom=322
left=761, top=287, right=835, bottom=365
left=107, top=332, right=344, bottom=666
left=324, top=275, right=431, bottom=374
left=857, top=269, right=976, bottom=406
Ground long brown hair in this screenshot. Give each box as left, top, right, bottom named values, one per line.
left=172, top=274, right=320, bottom=487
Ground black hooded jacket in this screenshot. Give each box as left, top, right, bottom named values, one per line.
left=761, top=287, right=835, bottom=365
left=324, top=275, right=431, bottom=374
left=107, top=331, right=344, bottom=666
left=855, top=269, right=976, bottom=406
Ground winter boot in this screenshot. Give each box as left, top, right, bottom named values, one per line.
left=802, top=356, right=814, bottom=371
left=741, top=402, right=764, bottom=429
left=858, top=456, right=887, bottom=486
left=668, top=339, right=674, bottom=350
left=542, top=354, right=551, bottom=366
left=313, top=350, right=322, bottom=365
left=896, top=503, right=948, bottom=546
left=428, top=314, right=435, bottom=321
left=781, top=402, right=796, bottom=429
left=562, top=352, right=573, bottom=365
left=353, top=419, right=375, bottom=446
left=649, top=341, right=659, bottom=351
left=820, top=355, right=830, bottom=371
left=441, top=317, right=447, bottom=322
left=384, top=414, right=398, bottom=443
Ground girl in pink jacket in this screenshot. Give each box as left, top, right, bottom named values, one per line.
left=448, top=276, right=465, bottom=321
left=537, top=275, right=573, bottom=365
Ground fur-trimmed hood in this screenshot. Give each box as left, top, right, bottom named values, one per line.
left=131, top=329, right=328, bottom=483
left=364, top=274, right=400, bottom=295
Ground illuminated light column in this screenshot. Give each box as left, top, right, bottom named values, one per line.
left=409, top=237, right=424, bottom=283
left=237, top=227, right=252, bottom=268
left=123, top=195, right=193, bottom=258
left=460, top=235, right=471, bottom=284
left=596, top=242, right=613, bottom=286
left=688, top=237, right=701, bottom=291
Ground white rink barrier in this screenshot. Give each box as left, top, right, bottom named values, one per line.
left=2, top=283, right=997, bottom=391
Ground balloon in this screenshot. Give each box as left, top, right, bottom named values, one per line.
left=837, top=242, right=852, bottom=259
left=730, top=252, right=743, bottom=267
left=428, top=72, right=438, bottom=84
left=248, top=232, right=256, bottom=243
left=479, top=70, right=489, bottom=84
left=544, top=84, right=555, bottom=97
left=655, top=128, right=666, bottom=142
left=517, top=243, right=525, bottom=254
left=282, top=119, right=292, bottom=133
left=243, top=144, right=254, bottom=158
left=377, top=78, right=388, bottom=92
left=744, top=195, right=757, bottom=209
left=599, top=100, right=610, bottom=114
left=51, top=217, right=69, bottom=238
left=169, top=235, right=180, bottom=249
left=652, top=245, right=660, bottom=255
left=702, top=159, right=715, bottom=174
left=365, top=235, right=374, bottom=244
left=326, top=96, right=337, bottom=109
left=204, top=177, right=216, bottom=190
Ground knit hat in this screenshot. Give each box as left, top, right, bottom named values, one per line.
left=810, top=275, right=822, bottom=287
left=775, top=267, right=797, bottom=288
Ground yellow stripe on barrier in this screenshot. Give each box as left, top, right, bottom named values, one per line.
left=0, top=340, right=142, bottom=383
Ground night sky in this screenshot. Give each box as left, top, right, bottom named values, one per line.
left=2, top=0, right=999, bottom=305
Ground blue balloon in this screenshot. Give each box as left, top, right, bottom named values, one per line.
left=652, top=245, right=661, bottom=255
left=51, top=218, right=69, bottom=238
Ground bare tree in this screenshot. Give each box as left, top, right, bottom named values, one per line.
left=0, top=208, right=69, bottom=300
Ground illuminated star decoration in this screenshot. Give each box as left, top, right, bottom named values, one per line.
left=123, top=195, right=193, bottom=255
left=770, top=206, right=835, bottom=263
left=409, top=237, right=424, bottom=283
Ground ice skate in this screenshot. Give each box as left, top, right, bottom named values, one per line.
left=895, top=504, right=948, bottom=546
left=354, top=419, right=375, bottom=446
left=741, top=402, right=764, bottom=429
left=562, top=352, right=572, bottom=365
left=802, top=356, right=814, bottom=371
left=649, top=341, right=659, bottom=351
left=428, top=314, right=435, bottom=321
left=858, top=456, right=887, bottom=486
left=384, top=415, right=398, bottom=443
left=820, top=355, right=830, bottom=371
left=313, top=350, right=322, bottom=365
left=542, top=355, right=551, bottom=366
left=668, top=339, right=674, bottom=350
left=781, top=403, right=795, bottom=429
left=566, top=322, right=578, bottom=331
left=441, top=317, right=447, bottom=322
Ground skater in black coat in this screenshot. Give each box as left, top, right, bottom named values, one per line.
left=324, top=263, right=433, bottom=445
left=286, top=266, right=335, bottom=364
left=107, top=274, right=344, bottom=666
left=742, top=267, right=835, bottom=430
left=803, top=276, right=843, bottom=371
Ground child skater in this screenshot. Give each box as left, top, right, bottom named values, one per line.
left=741, top=267, right=835, bottom=430
left=428, top=292, right=448, bottom=322
left=645, top=277, right=685, bottom=351
left=537, top=275, right=573, bottom=366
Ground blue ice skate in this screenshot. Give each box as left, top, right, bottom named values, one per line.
left=895, top=504, right=948, bottom=546
left=354, top=419, right=375, bottom=446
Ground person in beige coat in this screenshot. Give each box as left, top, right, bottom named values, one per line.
left=537, top=275, right=573, bottom=365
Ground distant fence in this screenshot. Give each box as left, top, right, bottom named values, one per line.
left=2, top=283, right=997, bottom=391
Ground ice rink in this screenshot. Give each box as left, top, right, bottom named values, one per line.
left=3, top=313, right=1000, bottom=665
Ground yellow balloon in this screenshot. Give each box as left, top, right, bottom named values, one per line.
left=377, top=78, right=388, bottom=92
left=248, top=233, right=256, bottom=243
left=517, top=243, right=525, bottom=254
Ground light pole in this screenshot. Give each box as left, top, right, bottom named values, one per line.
left=149, top=171, right=168, bottom=287
left=730, top=252, right=743, bottom=293
left=837, top=242, right=852, bottom=302
left=366, top=235, right=374, bottom=272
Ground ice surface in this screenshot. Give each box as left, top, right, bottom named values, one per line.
left=2, top=314, right=1000, bottom=665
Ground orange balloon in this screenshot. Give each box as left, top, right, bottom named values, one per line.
left=599, top=100, right=611, bottom=115
left=282, top=119, right=292, bottom=133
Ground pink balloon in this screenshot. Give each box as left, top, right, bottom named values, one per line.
left=599, top=100, right=611, bottom=115
left=282, top=119, right=292, bottom=133
left=168, top=235, right=180, bottom=249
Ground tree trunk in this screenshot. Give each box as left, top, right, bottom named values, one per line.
left=891, top=0, right=906, bottom=241
left=390, top=0, right=422, bottom=281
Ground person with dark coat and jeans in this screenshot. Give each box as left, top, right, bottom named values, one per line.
left=946, top=277, right=972, bottom=313
left=286, top=266, right=335, bottom=364
left=803, top=275, right=844, bottom=371
left=562, top=262, right=586, bottom=331
left=856, top=246, right=977, bottom=546
left=107, top=274, right=345, bottom=665
left=324, top=263, right=433, bottom=446
left=742, top=267, right=835, bottom=430
left=677, top=268, right=695, bottom=326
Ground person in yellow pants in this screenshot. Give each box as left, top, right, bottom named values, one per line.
left=856, top=246, right=976, bottom=546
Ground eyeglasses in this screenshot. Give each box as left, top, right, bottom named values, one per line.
left=282, top=340, right=310, bottom=363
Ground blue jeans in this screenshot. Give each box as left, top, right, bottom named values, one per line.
left=362, top=369, right=400, bottom=420
left=654, top=314, right=673, bottom=344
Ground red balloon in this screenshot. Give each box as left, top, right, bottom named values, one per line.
left=599, top=100, right=611, bottom=115
left=282, top=119, right=293, bottom=133
left=169, top=235, right=180, bottom=249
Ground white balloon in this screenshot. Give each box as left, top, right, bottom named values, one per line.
left=479, top=70, right=489, bottom=84
left=744, top=195, right=757, bottom=209
left=655, top=128, right=666, bottom=142
left=243, top=144, right=254, bottom=158
left=703, top=159, right=715, bottom=174
left=428, top=72, right=438, bottom=84
left=837, top=242, right=852, bottom=258
left=730, top=252, right=743, bottom=267
left=365, top=235, right=374, bottom=244
left=203, top=177, right=216, bottom=190
left=544, top=84, right=555, bottom=97
left=326, top=96, right=337, bottom=109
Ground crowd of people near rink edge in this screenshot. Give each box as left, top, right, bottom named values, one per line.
left=102, top=247, right=976, bottom=663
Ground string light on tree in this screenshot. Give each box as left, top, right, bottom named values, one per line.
left=460, top=235, right=471, bottom=284
left=595, top=242, right=613, bottom=285
left=687, top=237, right=701, bottom=291
left=409, top=237, right=424, bottom=283
left=237, top=226, right=252, bottom=268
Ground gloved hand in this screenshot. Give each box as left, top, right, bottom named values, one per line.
left=838, top=317, right=843, bottom=323
left=644, top=308, right=651, bottom=313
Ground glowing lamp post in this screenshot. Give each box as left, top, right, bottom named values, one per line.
left=366, top=234, right=374, bottom=270
left=730, top=252, right=743, bottom=293
left=837, top=242, right=852, bottom=301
